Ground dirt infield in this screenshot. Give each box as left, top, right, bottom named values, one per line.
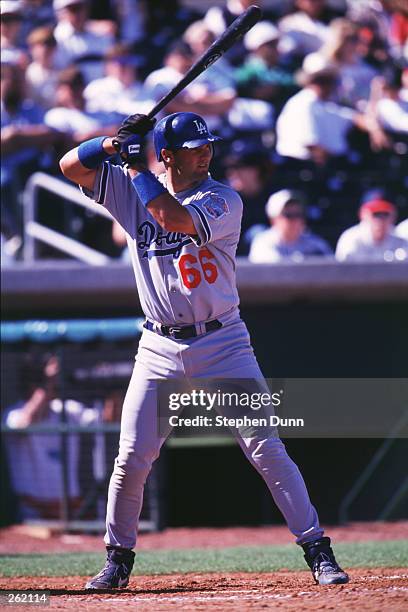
left=1, top=569, right=408, bottom=611
left=1, top=523, right=407, bottom=610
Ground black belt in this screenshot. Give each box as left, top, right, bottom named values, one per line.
left=144, top=319, right=222, bottom=340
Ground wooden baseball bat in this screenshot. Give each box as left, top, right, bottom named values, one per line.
left=147, top=5, right=262, bottom=119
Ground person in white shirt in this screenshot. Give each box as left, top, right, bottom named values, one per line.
left=44, top=66, right=120, bottom=146
left=249, top=189, right=332, bottom=263
left=144, top=41, right=194, bottom=104
left=372, top=69, right=408, bottom=135
left=335, top=199, right=408, bottom=262
left=395, top=218, right=408, bottom=241
left=276, top=65, right=388, bottom=166
left=84, top=43, right=153, bottom=117
left=53, top=0, right=114, bottom=84
left=3, top=354, right=99, bottom=519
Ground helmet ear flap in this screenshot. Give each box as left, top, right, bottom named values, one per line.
left=155, top=113, right=178, bottom=161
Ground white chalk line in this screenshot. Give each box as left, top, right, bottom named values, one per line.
left=66, top=591, right=315, bottom=604
left=101, top=593, right=303, bottom=603
left=363, top=574, right=408, bottom=581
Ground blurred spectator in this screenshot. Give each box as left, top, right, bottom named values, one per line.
left=302, top=18, right=378, bottom=107
left=42, top=65, right=120, bottom=256
left=1, top=0, right=406, bottom=265
left=145, top=41, right=236, bottom=133
left=335, top=198, right=408, bottom=261
left=395, top=218, right=408, bottom=240
left=114, top=0, right=145, bottom=45
left=44, top=66, right=120, bottom=146
left=249, top=189, right=332, bottom=262
left=278, top=0, right=336, bottom=65
left=84, top=43, right=153, bottom=116
left=3, top=353, right=99, bottom=519
left=353, top=24, right=390, bottom=70
left=26, top=26, right=60, bottom=110
left=144, top=41, right=194, bottom=103
left=203, top=0, right=280, bottom=66
left=183, top=20, right=236, bottom=91
left=1, top=59, right=60, bottom=244
left=0, top=0, right=29, bottom=67
left=276, top=65, right=389, bottom=167
left=401, top=66, right=408, bottom=100
left=53, top=0, right=114, bottom=84
left=370, top=69, right=408, bottom=135
left=223, top=142, right=275, bottom=254
left=235, top=21, right=296, bottom=112
left=346, top=0, right=408, bottom=61
left=205, top=0, right=271, bottom=37
left=138, top=0, right=200, bottom=59
left=182, top=20, right=274, bottom=134
left=18, top=0, right=56, bottom=45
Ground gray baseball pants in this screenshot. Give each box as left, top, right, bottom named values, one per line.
left=105, top=316, right=323, bottom=549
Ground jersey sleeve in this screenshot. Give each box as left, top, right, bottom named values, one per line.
left=184, top=187, right=243, bottom=246
left=80, top=162, right=138, bottom=238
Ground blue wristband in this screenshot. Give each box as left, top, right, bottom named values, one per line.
left=131, top=171, right=167, bottom=207
left=78, top=136, right=110, bottom=169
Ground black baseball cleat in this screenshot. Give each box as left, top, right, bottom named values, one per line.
left=302, top=537, right=349, bottom=585
left=85, top=546, right=135, bottom=590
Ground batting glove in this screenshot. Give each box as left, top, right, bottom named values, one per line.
left=113, top=114, right=156, bottom=166
left=112, top=133, right=145, bottom=167
left=116, top=113, right=156, bottom=139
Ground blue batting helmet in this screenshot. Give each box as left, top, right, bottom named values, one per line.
left=153, top=112, right=222, bottom=161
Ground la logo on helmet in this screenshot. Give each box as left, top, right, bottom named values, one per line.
left=193, top=120, right=207, bottom=135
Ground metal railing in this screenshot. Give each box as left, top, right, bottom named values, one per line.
left=1, top=317, right=162, bottom=532
left=338, top=411, right=408, bottom=523
left=23, top=172, right=113, bottom=265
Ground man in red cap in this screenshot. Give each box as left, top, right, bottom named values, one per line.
left=335, top=199, right=407, bottom=262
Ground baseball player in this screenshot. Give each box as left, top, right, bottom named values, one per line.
left=59, top=111, right=349, bottom=589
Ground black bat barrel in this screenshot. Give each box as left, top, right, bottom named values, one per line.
left=147, top=5, right=262, bottom=119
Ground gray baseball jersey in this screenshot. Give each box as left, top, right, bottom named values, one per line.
left=82, top=163, right=242, bottom=325
left=80, top=163, right=323, bottom=552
